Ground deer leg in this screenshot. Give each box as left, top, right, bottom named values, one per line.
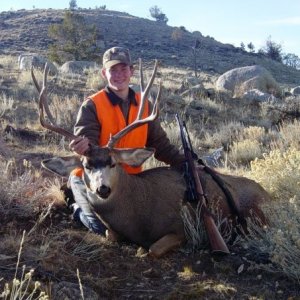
left=149, top=234, right=186, bottom=258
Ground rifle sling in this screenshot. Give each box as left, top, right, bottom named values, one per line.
left=198, top=161, right=247, bottom=228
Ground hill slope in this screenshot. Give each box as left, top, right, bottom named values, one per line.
left=1, top=8, right=300, bottom=84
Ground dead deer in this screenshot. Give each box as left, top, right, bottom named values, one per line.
left=32, top=62, right=270, bottom=258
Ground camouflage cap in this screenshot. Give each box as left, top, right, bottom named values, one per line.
left=102, top=47, right=132, bottom=69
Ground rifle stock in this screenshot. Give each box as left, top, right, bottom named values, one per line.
left=176, top=114, right=229, bottom=254
left=202, top=208, right=230, bottom=254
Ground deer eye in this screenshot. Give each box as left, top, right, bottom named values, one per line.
left=110, top=163, right=116, bottom=169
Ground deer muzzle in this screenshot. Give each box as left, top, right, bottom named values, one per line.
left=96, top=185, right=111, bottom=198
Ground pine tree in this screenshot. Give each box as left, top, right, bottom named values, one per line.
left=149, top=6, right=168, bottom=24
left=48, top=11, right=101, bottom=64
left=69, top=0, right=77, bottom=10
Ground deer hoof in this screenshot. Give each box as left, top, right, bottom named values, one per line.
left=105, top=229, right=119, bottom=242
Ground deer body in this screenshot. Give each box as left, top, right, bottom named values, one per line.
left=42, top=146, right=270, bottom=256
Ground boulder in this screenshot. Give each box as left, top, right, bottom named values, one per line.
left=59, top=61, right=99, bottom=75
left=201, top=147, right=224, bottom=167
left=243, top=89, right=279, bottom=102
left=215, top=65, right=281, bottom=98
left=291, top=86, right=300, bottom=96
left=18, top=53, right=57, bottom=75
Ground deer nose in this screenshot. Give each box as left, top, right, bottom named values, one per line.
left=97, top=185, right=111, bottom=198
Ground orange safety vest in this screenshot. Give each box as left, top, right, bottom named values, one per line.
left=71, top=90, right=149, bottom=177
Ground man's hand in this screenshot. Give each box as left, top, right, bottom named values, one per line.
left=69, top=136, right=90, bottom=155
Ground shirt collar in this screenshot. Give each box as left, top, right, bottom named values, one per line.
left=104, top=86, right=137, bottom=106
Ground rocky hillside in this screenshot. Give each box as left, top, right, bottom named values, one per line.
left=1, top=8, right=300, bottom=84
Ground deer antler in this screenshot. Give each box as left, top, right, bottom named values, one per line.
left=31, top=65, right=56, bottom=125
left=31, top=63, right=77, bottom=140
left=106, top=59, right=162, bottom=149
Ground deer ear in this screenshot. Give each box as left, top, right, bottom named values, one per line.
left=111, top=148, right=154, bottom=167
left=41, top=155, right=82, bottom=178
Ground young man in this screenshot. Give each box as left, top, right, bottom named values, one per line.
left=67, top=46, right=185, bottom=235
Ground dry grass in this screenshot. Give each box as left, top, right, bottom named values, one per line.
left=203, top=121, right=245, bottom=150
left=241, top=198, right=300, bottom=281
left=49, top=94, right=82, bottom=131
left=247, top=147, right=300, bottom=199
left=85, top=67, right=106, bottom=91
left=228, top=139, right=263, bottom=165
left=0, top=231, right=49, bottom=299
left=0, top=162, right=43, bottom=219
left=276, top=119, right=300, bottom=150
left=0, top=93, right=15, bottom=118
left=0, top=55, right=17, bottom=69
left=242, top=147, right=300, bottom=280
left=181, top=204, right=207, bottom=251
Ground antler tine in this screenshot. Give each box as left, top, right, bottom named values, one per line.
left=31, top=64, right=57, bottom=126
left=32, top=63, right=77, bottom=140
left=137, top=59, right=158, bottom=120
left=106, top=60, right=161, bottom=149
left=31, top=66, right=41, bottom=93
left=139, top=58, right=145, bottom=92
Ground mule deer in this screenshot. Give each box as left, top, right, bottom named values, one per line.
left=32, top=62, right=270, bottom=258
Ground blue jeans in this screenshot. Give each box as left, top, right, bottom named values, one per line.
left=69, top=175, right=107, bottom=235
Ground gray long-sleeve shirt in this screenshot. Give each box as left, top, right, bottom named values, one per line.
left=74, top=86, right=185, bottom=167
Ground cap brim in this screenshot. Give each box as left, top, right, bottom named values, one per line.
left=104, top=60, right=130, bottom=69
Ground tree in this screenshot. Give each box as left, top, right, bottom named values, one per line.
left=283, top=53, right=300, bottom=69
left=179, top=26, right=188, bottom=33
left=259, top=36, right=283, bottom=62
left=240, top=42, right=245, bottom=51
left=95, top=5, right=107, bottom=10
left=48, top=11, right=101, bottom=64
left=69, top=0, right=77, bottom=10
left=247, top=42, right=255, bottom=53
left=149, top=6, right=168, bottom=24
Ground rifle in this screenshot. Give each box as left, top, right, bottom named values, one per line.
left=176, top=114, right=229, bottom=254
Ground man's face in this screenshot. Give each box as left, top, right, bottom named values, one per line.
left=102, top=63, right=133, bottom=92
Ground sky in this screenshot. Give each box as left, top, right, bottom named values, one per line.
left=1, top=0, right=300, bottom=57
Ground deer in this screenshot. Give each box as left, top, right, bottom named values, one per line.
left=31, top=61, right=271, bottom=258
